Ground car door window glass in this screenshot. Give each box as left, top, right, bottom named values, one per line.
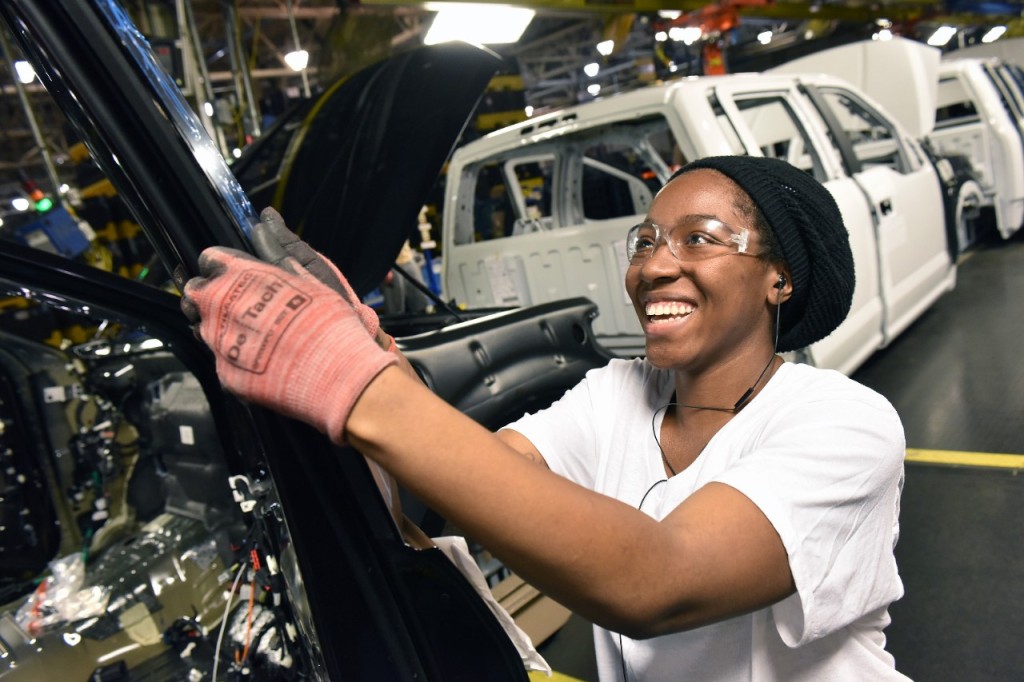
left=1, top=78, right=169, bottom=294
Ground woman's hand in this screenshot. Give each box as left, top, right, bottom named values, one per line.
left=181, top=246, right=396, bottom=443
left=251, top=207, right=397, bottom=353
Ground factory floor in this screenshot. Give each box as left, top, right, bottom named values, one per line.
left=534, top=227, right=1024, bottom=682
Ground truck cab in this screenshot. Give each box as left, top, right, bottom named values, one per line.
left=932, top=56, right=1024, bottom=244
left=442, top=67, right=955, bottom=374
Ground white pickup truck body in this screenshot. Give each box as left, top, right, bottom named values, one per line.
left=775, top=36, right=1024, bottom=245
left=442, top=62, right=955, bottom=373
left=933, top=57, right=1024, bottom=241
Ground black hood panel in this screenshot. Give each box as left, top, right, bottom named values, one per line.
left=268, top=42, right=500, bottom=297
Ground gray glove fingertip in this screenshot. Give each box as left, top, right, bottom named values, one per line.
left=257, top=208, right=346, bottom=297
left=179, top=287, right=202, bottom=326
left=251, top=220, right=289, bottom=266
left=197, top=246, right=256, bottom=277
left=259, top=207, right=302, bottom=247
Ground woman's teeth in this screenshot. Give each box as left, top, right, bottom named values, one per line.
left=645, top=301, right=694, bottom=320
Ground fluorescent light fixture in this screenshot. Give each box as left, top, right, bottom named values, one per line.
left=12, top=197, right=30, bottom=211
left=284, top=49, right=309, bottom=71
left=424, top=4, right=535, bottom=46
left=596, top=40, right=614, bottom=56
left=584, top=62, right=600, bottom=78
left=669, top=26, right=702, bottom=45
left=14, top=60, right=35, bottom=84
left=587, top=84, right=601, bottom=96
left=758, top=30, right=772, bottom=45
left=927, top=25, right=957, bottom=47
left=982, top=26, right=1007, bottom=43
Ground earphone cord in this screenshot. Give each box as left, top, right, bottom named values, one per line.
left=622, top=290, right=784, bottom=678
left=653, top=287, right=784, bottom=476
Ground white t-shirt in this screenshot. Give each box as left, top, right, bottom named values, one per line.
left=503, top=359, right=910, bottom=681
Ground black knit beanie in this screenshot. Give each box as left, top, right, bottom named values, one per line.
left=673, top=156, right=855, bottom=353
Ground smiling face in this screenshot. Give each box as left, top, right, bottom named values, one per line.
left=626, top=168, right=785, bottom=372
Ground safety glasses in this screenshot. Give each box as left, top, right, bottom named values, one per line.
left=625, top=216, right=762, bottom=264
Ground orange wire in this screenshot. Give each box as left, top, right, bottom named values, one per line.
left=237, top=574, right=256, bottom=664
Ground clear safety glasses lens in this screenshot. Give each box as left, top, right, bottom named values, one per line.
left=625, top=218, right=753, bottom=263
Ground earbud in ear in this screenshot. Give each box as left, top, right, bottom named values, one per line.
left=775, top=274, right=787, bottom=289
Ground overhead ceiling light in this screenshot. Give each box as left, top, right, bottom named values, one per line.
left=596, top=40, right=614, bottom=56
left=284, top=49, right=309, bottom=71
left=927, top=25, right=957, bottom=47
left=982, top=25, right=1007, bottom=43
left=584, top=62, right=600, bottom=78
left=669, top=26, right=702, bottom=45
left=14, top=60, right=35, bottom=84
left=424, top=4, right=535, bottom=45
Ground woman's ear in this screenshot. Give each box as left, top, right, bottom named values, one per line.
left=767, top=269, right=793, bottom=304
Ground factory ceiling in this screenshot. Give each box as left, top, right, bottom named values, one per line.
left=2, top=0, right=1023, bottom=195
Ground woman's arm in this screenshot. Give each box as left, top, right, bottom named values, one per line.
left=348, top=366, right=794, bottom=639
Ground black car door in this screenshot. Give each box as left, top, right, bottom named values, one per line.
left=0, top=1, right=532, bottom=679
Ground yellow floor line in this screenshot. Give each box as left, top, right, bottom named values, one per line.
left=906, top=448, right=1024, bottom=469
left=530, top=671, right=586, bottom=682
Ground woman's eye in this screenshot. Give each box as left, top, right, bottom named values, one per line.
left=633, top=234, right=656, bottom=250
left=684, top=231, right=716, bottom=246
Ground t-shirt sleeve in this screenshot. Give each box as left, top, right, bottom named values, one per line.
left=500, top=375, right=599, bottom=488
left=714, top=388, right=906, bottom=648
left=500, top=360, right=639, bottom=488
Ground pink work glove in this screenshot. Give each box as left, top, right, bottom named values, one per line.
left=181, top=246, right=396, bottom=444
left=250, top=207, right=396, bottom=353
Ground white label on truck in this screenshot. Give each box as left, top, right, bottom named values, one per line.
left=485, top=255, right=525, bottom=306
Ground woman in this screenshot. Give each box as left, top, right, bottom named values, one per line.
left=183, top=155, right=909, bottom=680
